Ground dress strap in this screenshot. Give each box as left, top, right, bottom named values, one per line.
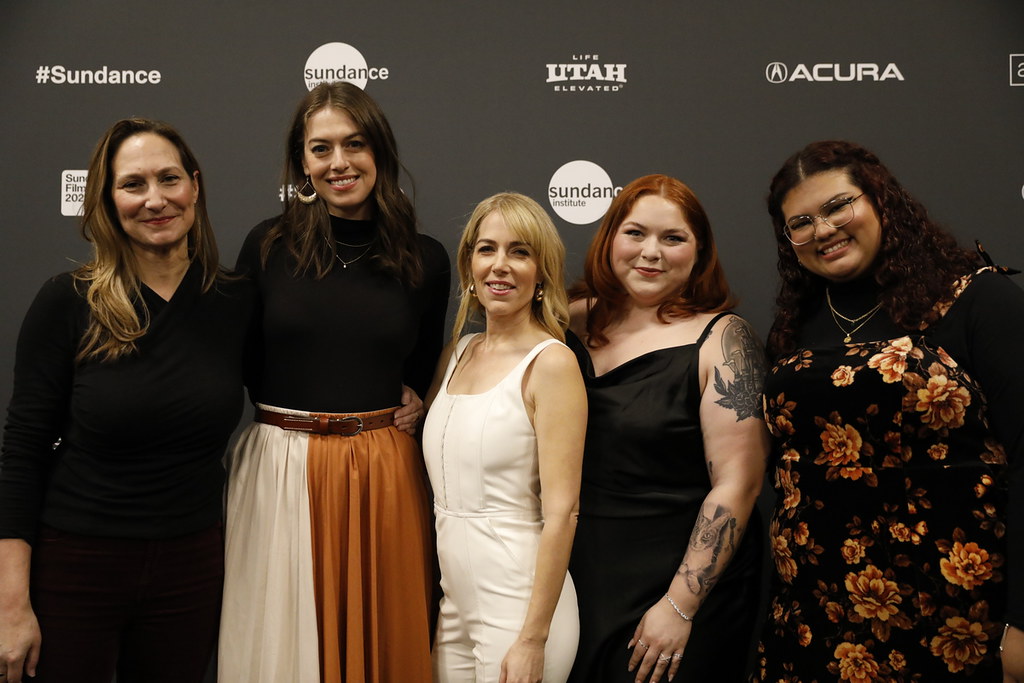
left=453, top=333, right=480, bottom=360
left=695, top=311, right=732, bottom=350
left=520, top=338, right=564, bottom=368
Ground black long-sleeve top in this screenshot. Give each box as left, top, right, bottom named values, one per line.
left=0, top=263, right=255, bottom=542
left=796, top=269, right=1024, bottom=627
left=237, top=215, right=451, bottom=412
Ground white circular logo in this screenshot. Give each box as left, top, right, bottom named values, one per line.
left=548, top=160, right=617, bottom=225
left=304, top=42, right=369, bottom=90
left=765, top=62, right=788, bottom=84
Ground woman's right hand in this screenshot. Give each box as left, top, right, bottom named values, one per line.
left=0, top=601, right=40, bottom=683
left=0, top=539, right=40, bottom=683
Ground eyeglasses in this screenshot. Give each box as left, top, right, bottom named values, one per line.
left=782, top=194, right=864, bottom=245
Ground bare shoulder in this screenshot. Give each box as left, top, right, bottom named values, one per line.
left=702, top=314, right=762, bottom=357
left=568, top=299, right=591, bottom=337
left=533, top=340, right=580, bottom=377
left=701, top=314, right=767, bottom=422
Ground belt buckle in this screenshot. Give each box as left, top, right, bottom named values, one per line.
left=329, top=415, right=363, bottom=436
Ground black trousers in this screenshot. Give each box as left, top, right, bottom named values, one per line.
left=30, top=524, right=223, bottom=683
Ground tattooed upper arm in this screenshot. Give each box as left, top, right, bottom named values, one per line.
left=711, top=316, right=767, bottom=422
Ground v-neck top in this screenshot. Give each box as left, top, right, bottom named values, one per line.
left=0, top=262, right=255, bottom=541
left=565, top=312, right=727, bottom=518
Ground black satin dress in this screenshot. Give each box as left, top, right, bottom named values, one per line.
left=566, top=313, right=762, bottom=682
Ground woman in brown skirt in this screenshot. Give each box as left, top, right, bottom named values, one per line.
left=218, top=81, right=450, bottom=683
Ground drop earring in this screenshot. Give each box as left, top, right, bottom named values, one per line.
left=534, top=283, right=544, bottom=301
left=297, top=176, right=318, bottom=204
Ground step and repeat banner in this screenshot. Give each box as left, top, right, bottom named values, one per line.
left=1, top=0, right=1022, bottom=405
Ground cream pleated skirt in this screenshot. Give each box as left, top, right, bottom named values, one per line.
left=219, top=404, right=434, bottom=683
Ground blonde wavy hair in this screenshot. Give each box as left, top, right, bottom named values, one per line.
left=74, top=118, right=221, bottom=362
left=452, top=192, right=569, bottom=342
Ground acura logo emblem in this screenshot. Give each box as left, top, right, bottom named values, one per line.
left=766, top=62, right=788, bottom=83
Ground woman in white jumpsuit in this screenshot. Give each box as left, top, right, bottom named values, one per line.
left=423, top=193, right=586, bottom=682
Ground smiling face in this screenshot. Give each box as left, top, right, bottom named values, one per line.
left=470, top=210, right=541, bottom=326
left=781, top=169, right=882, bottom=283
left=111, top=132, right=198, bottom=259
left=610, top=193, right=698, bottom=308
left=301, top=106, right=377, bottom=219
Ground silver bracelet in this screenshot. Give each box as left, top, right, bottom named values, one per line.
left=664, top=594, right=693, bottom=622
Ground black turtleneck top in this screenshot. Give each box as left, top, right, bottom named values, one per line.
left=237, top=215, right=451, bottom=413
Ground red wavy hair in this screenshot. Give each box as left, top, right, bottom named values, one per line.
left=570, top=174, right=736, bottom=347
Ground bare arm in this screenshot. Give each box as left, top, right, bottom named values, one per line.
left=500, top=344, right=586, bottom=683
left=629, top=315, right=769, bottom=683
left=0, top=538, right=40, bottom=683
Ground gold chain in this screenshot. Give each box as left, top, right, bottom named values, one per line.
left=826, top=288, right=882, bottom=343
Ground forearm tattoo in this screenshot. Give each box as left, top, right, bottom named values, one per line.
left=677, top=503, right=739, bottom=597
left=712, top=317, right=767, bottom=421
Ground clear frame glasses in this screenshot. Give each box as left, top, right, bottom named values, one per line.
left=783, top=193, right=864, bottom=245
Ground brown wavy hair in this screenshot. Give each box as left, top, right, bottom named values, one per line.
left=261, top=81, right=423, bottom=286
left=570, top=174, right=736, bottom=347
left=765, top=140, right=980, bottom=358
left=75, top=118, right=221, bottom=362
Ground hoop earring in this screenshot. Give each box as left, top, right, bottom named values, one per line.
left=534, top=283, right=544, bottom=302
left=469, top=283, right=477, bottom=296
left=297, top=177, right=318, bottom=205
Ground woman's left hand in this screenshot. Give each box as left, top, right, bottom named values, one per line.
left=499, top=637, right=545, bottom=683
left=1003, top=624, right=1024, bottom=682
left=393, top=385, right=424, bottom=434
left=627, top=599, right=691, bottom=683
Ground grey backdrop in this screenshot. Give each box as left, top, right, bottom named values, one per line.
left=1, top=2, right=1022, bottom=680
left=2, top=0, right=1022, bottom=419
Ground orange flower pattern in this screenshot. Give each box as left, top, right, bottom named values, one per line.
left=758, top=276, right=1008, bottom=681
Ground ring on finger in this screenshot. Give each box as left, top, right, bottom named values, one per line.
left=658, top=653, right=671, bottom=662
left=637, top=640, right=649, bottom=649
left=672, top=652, right=683, bottom=660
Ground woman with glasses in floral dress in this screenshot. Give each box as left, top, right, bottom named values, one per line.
left=756, top=140, right=1024, bottom=681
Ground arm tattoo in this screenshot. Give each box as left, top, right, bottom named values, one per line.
left=677, top=504, right=739, bottom=597
left=712, top=317, right=767, bottom=421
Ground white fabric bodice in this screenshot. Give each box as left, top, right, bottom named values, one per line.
left=423, top=334, right=563, bottom=517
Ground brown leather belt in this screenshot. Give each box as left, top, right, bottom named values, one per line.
left=255, top=408, right=395, bottom=436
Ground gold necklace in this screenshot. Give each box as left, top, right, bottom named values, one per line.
left=334, top=246, right=372, bottom=269
left=324, top=236, right=373, bottom=269
left=826, top=288, right=882, bottom=343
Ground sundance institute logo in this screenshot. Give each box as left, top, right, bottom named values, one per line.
left=548, top=161, right=620, bottom=225
left=546, top=54, right=626, bottom=93
left=304, top=42, right=390, bottom=90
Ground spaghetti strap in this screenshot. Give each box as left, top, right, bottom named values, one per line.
left=696, top=311, right=732, bottom=349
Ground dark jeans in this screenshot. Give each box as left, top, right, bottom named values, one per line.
left=30, top=525, right=223, bottom=683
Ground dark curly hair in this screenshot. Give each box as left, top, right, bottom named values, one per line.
left=765, top=141, right=980, bottom=358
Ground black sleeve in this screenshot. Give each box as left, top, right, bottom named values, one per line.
left=0, top=275, right=82, bottom=542
left=403, top=235, right=451, bottom=399
left=941, top=271, right=1024, bottom=627
left=233, top=219, right=274, bottom=401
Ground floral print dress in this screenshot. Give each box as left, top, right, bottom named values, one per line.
left=758, top=273, right=1008, bottom=681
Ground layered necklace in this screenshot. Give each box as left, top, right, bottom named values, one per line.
left=326, top=236, right=374, bottom=269
left=826, top=288, right=882, bottom=343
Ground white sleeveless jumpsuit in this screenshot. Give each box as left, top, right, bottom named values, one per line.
left=422, top=334, right=579, bottom=682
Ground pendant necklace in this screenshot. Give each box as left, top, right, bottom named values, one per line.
left=326, top=236, right=373, bottom=269
left=826, top=288, right=882, bottom=343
